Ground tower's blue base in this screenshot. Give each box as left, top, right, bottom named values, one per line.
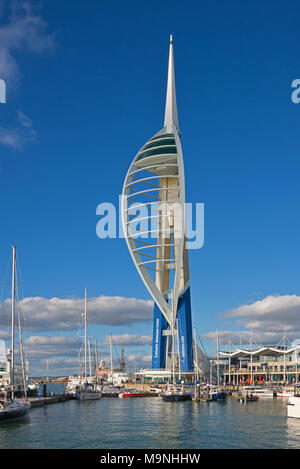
left=152, top=302, right=168, bottom=369
left=151, top=286, right=193, bottom=372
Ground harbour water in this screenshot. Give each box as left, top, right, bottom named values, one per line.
left=0, top=393, right=300, bottom=449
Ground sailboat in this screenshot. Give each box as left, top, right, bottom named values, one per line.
left=75, top=288, right=101, bottom=400
left=0, top=246, right=31, bottom=421
left=162, top=320, right=191, bottom=402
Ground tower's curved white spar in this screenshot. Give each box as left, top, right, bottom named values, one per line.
left=121, top=123, right=186, bottom=328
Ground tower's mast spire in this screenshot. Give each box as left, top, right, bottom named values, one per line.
left=164, top=34, right=179, bottom=131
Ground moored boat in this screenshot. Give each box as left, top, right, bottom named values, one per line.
left=0, top=393, right=31, bottom=421
left=244, top=386, right=276, bottom=398
left=118, top=390, right=147, bottom=398
left=75, top=289, right=101, bottom=401
left=75, top=383, right=101, bottom=400
left=287, top=385, right=300, bottom=418
left=161, top=384, right=191, bottom=402
left=209, top=386, right=227, bottom=401
left=276, top=388, right=294, bottom=398
left=101, top=384, right=120, bottom=397
left=0, top=246, right=31, bottom=422
left=66, top=375, right=81, bottom=395
left=238, top=392, right=259, bottom=402
left=149, top=386, right=163, bottom=394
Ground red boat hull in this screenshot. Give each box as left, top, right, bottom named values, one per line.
left=119, top=392, right=147, bottom=398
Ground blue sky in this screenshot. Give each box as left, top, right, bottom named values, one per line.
left=1, top=0, right=300, bottom=375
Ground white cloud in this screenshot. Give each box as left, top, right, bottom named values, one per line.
left=0, top=0, right=55, bottom=85
left=202, top=294, right=300, bottom=347
left=126, top=354, right=152, bottom=371
left=24, top=335, right=82, bottom=358
left=0, top=47, right=19, bottom=85
left=202, top=330, right=287, bottom=348
left=0, top=295, right=153, bottom=331
left=102, top=334, right=152, bottom=346
left=0, top=1, right=55, bottom=149
left=30, top=358, right=79, bottom=377
left=21, top=334, right=111, bottom=376
left=222, top=295, right=300, bottom=333
left=0, top=109, right=36, bottom=149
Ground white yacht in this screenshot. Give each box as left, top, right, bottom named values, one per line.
left=276, top=388, right=294, bottom=398
left=75, top=382, right=101, bottom=400
left=287, top=385, right=300, bottom=418
left=244, top=386, right=276, bottom=398
left=149, top=386, right=163, bottom=394
left=66, top=375, right=81, bottom=395
left=101, top=384, right=120, bottom=397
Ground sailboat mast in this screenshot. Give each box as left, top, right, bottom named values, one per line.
left=88, top=340, right=92, bottom=379
left=95, top=339, right=98, bottom=383
left=11, top=245, right=16, bottom=400
left=193, top=328, right=199, bottom=382
left=172, top=322, right=175, bottom=384
left=216, top=327, right=220, bottom=387
left=110, top=334, right=113, bottom=380
left=176, top=319, right=181, bottom=382
left=84, top=288, right=87, bottom=383
left=171, top=291, right=175, bottom=384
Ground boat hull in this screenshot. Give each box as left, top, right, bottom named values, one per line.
left=277, top=393, right=293, bottom=398
left=75, top=391, right=101, bottom=400
left=211, top=392, right=227, bottom=401
left=238, top=396, right=259, bottom=402
left=118, top=393, right=147, bottom=398
left=0, top=402, right=31, bottom=422
left=162, top=394, right=190, bottom=402
left=287, top=396, right=300, bottom=418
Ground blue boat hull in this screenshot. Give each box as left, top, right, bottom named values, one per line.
left=211, top=392, right=227, bottom=401
left=0, top=406, right=30, bottom=421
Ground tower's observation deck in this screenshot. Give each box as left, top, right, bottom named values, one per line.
left=121, top=36, right=193, bottom=372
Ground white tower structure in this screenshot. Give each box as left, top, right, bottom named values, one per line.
left=121, top=36, right=193, bottom=371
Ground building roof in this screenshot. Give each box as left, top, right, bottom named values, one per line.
left=220, top=345, right=300, bottom=359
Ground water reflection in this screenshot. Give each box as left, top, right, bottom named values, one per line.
left=286, top=416, right=300, bottom=448
left=0, top=396, right=299, bottom=449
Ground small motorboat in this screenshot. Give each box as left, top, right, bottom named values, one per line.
left=238, top=393, right=259, bottom=402
left=192, top=395, right=200, bottom=402
left=209, top=387, right=227, bottom=401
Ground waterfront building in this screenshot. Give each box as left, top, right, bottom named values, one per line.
left=220, top=341, right=300, bottom=385
left=121, top=36, right=193, bottom=374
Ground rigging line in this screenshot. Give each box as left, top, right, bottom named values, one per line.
left=197, top=333, right=210, bottom=364
left=111, top=336, right=123, bottom=370
left=1, top=251, right=14, bottom=340
left=15, top=261, right=27, bottom=399
left=16, top=252, right=28, bottom=345
left=0, top=252, right=13, bottom=307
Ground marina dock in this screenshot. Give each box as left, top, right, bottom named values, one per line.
left=17, top=394, right=75, bottom=408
